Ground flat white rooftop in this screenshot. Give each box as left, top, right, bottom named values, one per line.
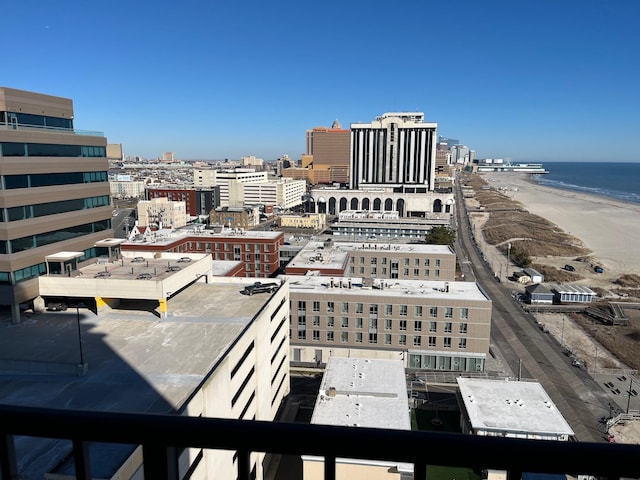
left=311, top=357, right=410, bottom=429
left=283, top=275, right=491, bottom=302
left=123, top=225, right=282, bottom=247
left=457, top=377, right=575, bottom=437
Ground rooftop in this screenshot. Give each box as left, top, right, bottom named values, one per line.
left=282, top=275, right=490, bottom=302
left=457, top=377, right=575, bottom=437
left=123, top=225, right=282, bottom=247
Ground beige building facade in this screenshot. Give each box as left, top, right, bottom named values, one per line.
left=0, top=87, right=113, bottom=322
left=283, top=275, right=492, bottom=372
left=137, top=197, right=187, bottom=229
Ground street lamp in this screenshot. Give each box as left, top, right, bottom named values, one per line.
left=70, top=303, right=87, bottom=374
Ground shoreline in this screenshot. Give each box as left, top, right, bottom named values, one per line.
left=479, top=171, right=640, bottom=283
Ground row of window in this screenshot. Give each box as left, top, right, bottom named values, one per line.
left=3, top=171, right=108, bottom=189
left=0, top=142, right=105, bottom=158
left=1, top=195, right=109, bottom=222
left=1, top=112, right=73, bottom=130
left=350, top=257, right=442, bottom=267
left=297, top=301, right=469, bottom=319
left=348, top=266, right=441, bottom=278
left=0, top=219, right=111, bottom=254
left=295, top=330, right=469, bottom=348
left=297, top=316, right=469, bottom=333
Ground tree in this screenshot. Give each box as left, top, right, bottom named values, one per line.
left=425, top=226, right=456, bottom=246
left=510, top=244, right=531, bottom=268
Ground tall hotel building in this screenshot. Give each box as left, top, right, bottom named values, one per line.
left=0, top=87, right=112, bottom=321
left=305, top=120, right=350, bottom=185
left=350, top=112, right=437, bottom=191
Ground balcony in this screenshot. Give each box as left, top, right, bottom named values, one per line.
left=0, top=122, right=104, bottom=137
left=1, top=404, right=639, bottom=480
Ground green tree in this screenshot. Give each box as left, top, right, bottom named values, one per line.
left=424, top=226, right=456, bottom=246
left=510, top=244, right=531, bottom=268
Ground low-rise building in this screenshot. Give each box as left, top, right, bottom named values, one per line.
left=279, top=213, right=327, bottom=232
left=302, top=357, right=413, bottom=480
left=330, top=209, right=451, bottom=240
left=282, top=274, right=492, bottom=372
left=285, top=240, right=456, bottom=281
left=137, top=197, right=187, bottom=229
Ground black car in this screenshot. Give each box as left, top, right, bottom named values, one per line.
left=564, top=264, right=575, bottom=272
left=46, top=302, right=67, bottom=312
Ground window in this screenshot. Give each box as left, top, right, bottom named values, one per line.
left=385, top=319, right=392, bottom=330
left=428, top=336, right=436, bottom=347
left=341, top=302, right=349, bottom=313
left=399, top=334, right=407, bottom=346
left=349, top=266, right=355, bottom=274
left=312, top=316, right=320, bottom=326
left=298, top=301, right=306, bottom=312
left=369, top=304, right=378, bottom=315
left=327, top=316, right=335, bottom=327
left=414, top=258, right=420, bottom=266
left=356, top=318, right=363, bottom=329
left=385, top=304, right=393, bottom=315
left=298, top=317, right=306, bottom=327
left=355, top=332, right=363, bottom=343
left=459, top=323, right=468, bottom=334
left=297, top=330, right=306, bottom=340
left=444, top=322, right=452, bottom=333
left=327, top=331, right=335, bottom=342
left=435, top=259, right=441, bottom=267
left=430, top=306, right=438, bottom=318
left=371, top=257, right=377, bottom=265
left=404, top=268, right=409, bottom=276
left=460, top=307, right=469, bottom=320
left=415, top=305, right=423, bottom=317
left=327, top=301, right=335, bottom=313
left=371, top=267, right=377, bottom=275
left=435, top=270, right=440, bottom=278
left=424, top=259, right=430, bottom=266
left=312, top=330, right=320, bottom=341
left=414, top=321, right=422, bottom=332
left=404, top=258, right=410, bottom=266
left=355, top=303, right=363, bottom=314
left=429, top=321, right=437, bottom=332
left=400, top=305, right=408, bottom=316
left=359, top=256, right=365, bottom=264
left=413, top=336, right=422, bottom=347
left=341, top=332, right=349, bottom=343
left=384, top=334, right=392, bottom=345
left=369, top=333, right=377, bottom=344
left=424, top=269, right=430, bottom=277
left=359, top=266, right=365, bottom=275
left=459, top=338, right=467, bottom=349
left=414, top=268, right=420, bottom=276
left=444, top=307, right=453, bottom=319
left=341, top=317, right=349, bottom=328
left=382, top=257, right=387, bottom=265
left=399, top=320, right=407, bottom=331
left=313, top=301, right=320, bottom=312
left=443, top=337, right=452, bottom=348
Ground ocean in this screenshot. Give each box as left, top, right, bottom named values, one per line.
left=534, top=161, right=640, bottom=205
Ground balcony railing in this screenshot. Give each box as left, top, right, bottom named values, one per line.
left=0, top=122, right=104, bottom=136
left=2, top=405, right=640, bottom=480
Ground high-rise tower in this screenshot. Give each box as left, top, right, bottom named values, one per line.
left=0, top=87, right=113, bottom=321
left=349, top=112, right=437, bottom=191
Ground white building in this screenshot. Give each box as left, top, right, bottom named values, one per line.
left=350, top=112, right=438, bottom=191
left=137, top=197, right=187, bottom=229
left=302, top=357, right=413, bottom=480
left=230, top=178, right=307, bottom=210
left=110, top=180, right=146, bottom=199
left=457, top=377, right=575, bottom=441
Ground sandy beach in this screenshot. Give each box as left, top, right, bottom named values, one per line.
left=480, top=172, right=640, bottom=285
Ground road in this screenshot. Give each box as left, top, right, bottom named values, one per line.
left=454, top=175, right=613, bottom=443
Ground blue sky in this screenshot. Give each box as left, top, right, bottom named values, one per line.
left=4, top=0, right=639, bottom=162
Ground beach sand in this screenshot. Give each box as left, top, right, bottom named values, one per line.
left=480, top=171, right=640, bottom=285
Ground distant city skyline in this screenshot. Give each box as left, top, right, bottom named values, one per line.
left=5, top=0, right=639, bottom=163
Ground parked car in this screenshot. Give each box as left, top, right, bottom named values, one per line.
left=46, top=301, right=67, bottom=312
left=166, top=266, right=181, bottom=272
left=131, top=257, right=145, bottom=263
left=594, top=266, right=604, bottom=273
left=136, top=273, right=152, bottom=280
left=564, top=264, right=575, bottom=272
left=94, top=271, right=111, bottom=278
left=177, top=257, right=192, bottom=263
left=242, top=281, right=278, bottom=296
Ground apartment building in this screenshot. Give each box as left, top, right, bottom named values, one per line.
left=0, top=87, right=113, bottom=321
left=146, top=186, right=221, bottom=217
left=283, top=275, right=492, bottom=372
left=305, top=122, right=350, bottom=185
left=137, top=197, right=187, bottom=229
left=285, top=240, right=456, bottom=281
left=122, top=226, right=284, bottom=278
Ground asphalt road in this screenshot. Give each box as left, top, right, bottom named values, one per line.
left=454, top=176, right=613, bottom=443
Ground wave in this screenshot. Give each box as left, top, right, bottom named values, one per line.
left=537, top=178, right=640, bottom=205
